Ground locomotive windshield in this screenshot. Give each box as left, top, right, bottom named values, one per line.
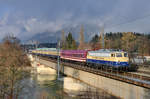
left=116, top=53, right=122, bottom=57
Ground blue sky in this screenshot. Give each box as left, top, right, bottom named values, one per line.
left=0, top=0, right=150, bottom=40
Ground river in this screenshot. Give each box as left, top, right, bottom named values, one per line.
left=18, top=73, right=118, bottom=99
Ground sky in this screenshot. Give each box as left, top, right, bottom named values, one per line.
left=0, top=0, right=150, bottom=41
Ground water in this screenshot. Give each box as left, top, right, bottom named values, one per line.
left=18, top=73, right=118, bottom=99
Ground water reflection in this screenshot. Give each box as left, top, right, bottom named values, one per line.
left=19, top=74, right=118, bottom=99
left=64, top=77, right=85, bottom=97
left=19, top=74, right=77, bottom=99
left=37, top=74, right=56, bottom=85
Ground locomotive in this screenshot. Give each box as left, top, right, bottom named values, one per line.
left=87, top=49, right=129, bottom=67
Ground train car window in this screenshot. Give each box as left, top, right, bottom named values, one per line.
left=124, top=53, right=128, bottom=57
left=78, top=54, right=81, bottom=57
left=116, top=53, right=122, bottom=57
left=82, top=54, right=84, bottom=58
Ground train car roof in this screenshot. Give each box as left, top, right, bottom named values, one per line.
left=61, top=50, right=88, bottom=53
left=36, top=48, right=57, bottom=51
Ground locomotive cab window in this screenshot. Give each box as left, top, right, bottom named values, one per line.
left=111, top=54, right=115, bottom=57
left=124, top=53, right=128, bottom=57
left=116, top=53, right=122, bottom=57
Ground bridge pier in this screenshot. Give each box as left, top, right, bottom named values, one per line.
left=29, top=54, right=57, bottom=75
left=36, top=64, right=56, bottom=75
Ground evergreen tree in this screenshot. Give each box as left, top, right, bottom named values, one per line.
left=65, top=32, right=77, bottom=50
left=90, top=34, right=101, bottom=50
left=90, top=34, right=99, bottom=44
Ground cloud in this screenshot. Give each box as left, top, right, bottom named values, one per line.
left=0, top=0, right=150, bottom=41
left=23, top=18, right=63, bottom=33
left=0, top=12, right=73, bottom=40
left=0, top=13, right=9, bottom=26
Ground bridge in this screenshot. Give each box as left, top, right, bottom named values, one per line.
left=29, top=54, right=150, bottom=99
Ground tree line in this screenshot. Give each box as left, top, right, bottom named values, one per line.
left=61, top=27, right=150, bottom=57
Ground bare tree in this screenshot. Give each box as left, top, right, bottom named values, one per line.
left=0, top=35, right=31, bottom=99
left=61, top=30, right=66, bottom=49
left=100, top=25, right=105, bottom=49
left=78, top=25, right=85, bottom=50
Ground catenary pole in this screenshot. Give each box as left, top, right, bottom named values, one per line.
left=57, top=41, right=60, bottom=79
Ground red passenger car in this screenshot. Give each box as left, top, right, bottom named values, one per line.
left=60, top=50, right=88, bottom=62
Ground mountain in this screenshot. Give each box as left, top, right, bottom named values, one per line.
left=27, top=31, right=60, bottom=43
left=26, top=24, right=101, bottom=43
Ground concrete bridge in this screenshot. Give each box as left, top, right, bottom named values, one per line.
left=28, top=54, right=150, bottom=99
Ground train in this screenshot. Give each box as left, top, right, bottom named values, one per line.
left=31, top=48, right=136, bottom=71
